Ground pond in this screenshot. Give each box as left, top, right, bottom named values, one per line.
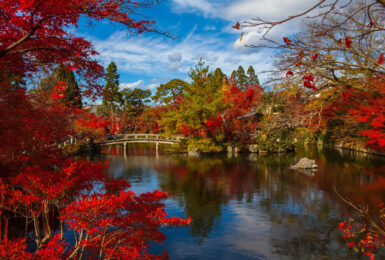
left=96, top=145, right=385, bottom=259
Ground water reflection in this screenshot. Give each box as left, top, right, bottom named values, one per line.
left=100, top=145, right=385, bottom=259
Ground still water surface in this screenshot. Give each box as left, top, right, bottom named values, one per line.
left=98, top=145, right=385, bottom=259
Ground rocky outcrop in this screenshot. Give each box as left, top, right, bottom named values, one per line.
left=290, top=157, right=318, bottom=169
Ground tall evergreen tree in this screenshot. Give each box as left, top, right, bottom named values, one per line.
left=103, top=62, right=121, bottom=109
left=236, top=65, right=247, bottom=89
left=103, top=62, right=122, bottom=132
left=246, top=66, right=260, bottom=86
left=39, top=64, right=82, bottom=107
left=230, top=70, right=237, bottom=81
left=230, top=65, right=247, bottom=89
left=211, top=68, right=227, bottom=87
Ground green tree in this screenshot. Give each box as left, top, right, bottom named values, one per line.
left=39, top=64, right=82, bottom=107
left=120, top=88, right=151, bottom=133
left=230, top=70, right=237, bottom=81
left=103, top=62, right=122, bottom=109
left=152, top=79, right=189, bottom=105
left=103, top=62, right=122, bottom=133
left=211, top=68, right=227, bottom=87
left=180, top=60, right=228, bottom=142
left=246, top=66, right=260, bottom=86
left=231, top=65, right=247, bottom=89
left=121, top=88, right=151, bottom=116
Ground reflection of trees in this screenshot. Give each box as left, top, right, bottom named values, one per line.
left=259, top=187, right=351, bottom=258
left=296, top=146, right=385, bottom=213
left=156, top=157, right=226, bottom=244
left=156, top=151, right=385, bottom=246
left=108, top=147, right=385, bottom=257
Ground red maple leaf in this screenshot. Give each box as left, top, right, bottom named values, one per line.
left=283, top=37, right=292, bottom=46
left=345, top=36, right=352, bottom=48
left=377, top=53, right=384, bottom=65
left=299, top=49, right=305, bottom=59
left=303, top=74, right=314, bottom=82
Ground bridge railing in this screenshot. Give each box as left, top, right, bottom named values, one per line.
left=98, top=134, right=185, bottom=143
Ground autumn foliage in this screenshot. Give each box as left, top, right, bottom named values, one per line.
left=338, top=203, right=385, bottom=259
left=349, top=77, right=385, bottom=152
left=222, top=81, right=263, bottom=142
left=0, top=0, right=191, bottom=258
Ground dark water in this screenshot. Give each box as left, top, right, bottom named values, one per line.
left=98, top=145, right=385, bottom=259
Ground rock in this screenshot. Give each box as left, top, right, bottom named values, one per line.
left=227, top=145, right=240, bottom=153
left=290, top=157, right=318, bottom=169
left=188, top=147, right=200, bottom=157
left=188, top=150, right=200, bottom=156
left=248, top=144, right=259, bottom=153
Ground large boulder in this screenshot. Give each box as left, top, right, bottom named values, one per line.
left=290, top=157, right=318, bottom=169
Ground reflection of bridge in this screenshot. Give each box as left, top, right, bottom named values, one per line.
left=96, top=134, right=185, bottom=153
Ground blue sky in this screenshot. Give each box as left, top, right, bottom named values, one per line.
left=78, top=0, right=320, bottom=93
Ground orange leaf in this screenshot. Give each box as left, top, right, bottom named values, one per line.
left=239, top=32, right=244, bottom=41
left=232, top=22, right=240, bottom=30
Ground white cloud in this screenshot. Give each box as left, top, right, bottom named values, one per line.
left=168, top=53, right=182, bottom=62
left=168, top=62, right=183, bottom=71
left=171, top=0, right=340, bottom=49
left=224, top=0, right=321, bottom=21
left=119, top=80, right=158, bottom=90
left=171, top=0, right=322, bottom=21
left=171, top=0, right=218, bottom=17
left=91, top=29, right=272, bottom=86
left=119, top=80, right=143, bottom=90
left=168, top=52, right=183, bottom=71
left=203, top=25, right=217, bottom=31
left=144, top=83, right=158, bottom=90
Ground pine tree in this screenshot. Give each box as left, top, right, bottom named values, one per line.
left=236, top=65, right=247, bottom=89
left=181, top=60, right=228, bottom=142
left=103, top=62, right=122, bottom=133
left=230, top=70, right=237, bottom=81
left=247, top=66, right=260, bottom=86
left=230, top=65, right=247, bottom=89
left=211, top=68, right=227, bottom=87
left=39, top=64, right=82, bottom=107
left=103, top=62, right=121, bottom=109
left=152, top=79, right=189, bottom=105
left=121, top=88, right=151, bottom=116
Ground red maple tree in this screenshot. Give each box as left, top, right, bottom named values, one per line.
left=0, top=0, right=190, bottom=258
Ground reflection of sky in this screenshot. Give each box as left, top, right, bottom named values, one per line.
left=103, top=149, right=385, bottom=259
left=156, top=201, right=274, bottom=259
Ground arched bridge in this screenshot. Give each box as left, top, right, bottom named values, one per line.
left=96, top=134, right=185, bottom=147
